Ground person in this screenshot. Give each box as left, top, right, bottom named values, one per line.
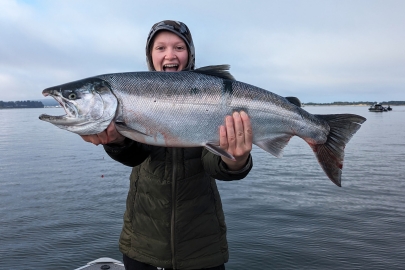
left=81, top=20, right=253, bottom=270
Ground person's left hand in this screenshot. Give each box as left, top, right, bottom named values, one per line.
left=219, top=111, right=253, bottom=171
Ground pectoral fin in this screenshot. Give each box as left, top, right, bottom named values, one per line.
left=115, top=122, right=151, bottom=141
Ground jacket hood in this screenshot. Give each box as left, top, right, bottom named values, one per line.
left=146, top=20, right=195, bottom=71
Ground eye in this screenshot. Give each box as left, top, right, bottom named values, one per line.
left=62, top=90, right=79, bottom=100
left=68, top=93, right=77, bottom=100
left=155, top=46, right=165, bottom=51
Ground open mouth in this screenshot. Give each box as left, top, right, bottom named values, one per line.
left=163, top=64, right=179, bottom=72
left=38, top=90, right=78, bottom=123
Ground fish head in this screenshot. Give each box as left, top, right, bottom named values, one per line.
left=39, top=77, right=118, bottom=135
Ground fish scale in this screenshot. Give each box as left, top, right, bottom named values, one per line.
left=39, top=65, right=366, bottom=186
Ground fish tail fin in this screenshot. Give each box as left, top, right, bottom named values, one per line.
left=309, top=114, right=366, bottom=187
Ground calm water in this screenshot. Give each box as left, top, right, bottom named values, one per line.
left=1, top=106, right=404, bottom=269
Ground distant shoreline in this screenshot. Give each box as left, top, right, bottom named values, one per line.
left=0, top=100, right=44, bottom=109
left=303, top=104, right=405, bottom=106
left=303, top=101, right=405, bottom=106
left=1, top=99, right=405, bottom=110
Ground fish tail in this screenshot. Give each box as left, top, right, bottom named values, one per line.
left=310, top=114, right=366, bottom=187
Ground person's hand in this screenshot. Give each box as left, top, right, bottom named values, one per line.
left=80, top=122, right=126, bottom=146
left=219, top=111, right=252, bottom=171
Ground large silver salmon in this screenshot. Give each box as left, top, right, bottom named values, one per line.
left=39, top=65, right=366, bottom=186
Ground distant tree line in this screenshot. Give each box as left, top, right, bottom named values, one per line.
left=0, top=100, right=44, bottom=109
left=304, top=101, right=405, bottom=106
left=1, top=99, right=404, bottom=109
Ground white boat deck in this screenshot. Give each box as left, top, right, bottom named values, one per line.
left=74, top=257, right=125, bottom=270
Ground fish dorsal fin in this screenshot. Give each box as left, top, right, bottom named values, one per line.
left=285, top=96, right=302, bottom=107
left=192, top=65, right=235, bottom=80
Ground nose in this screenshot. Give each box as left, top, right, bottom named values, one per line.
left=165, top=48, right=177, bottom=60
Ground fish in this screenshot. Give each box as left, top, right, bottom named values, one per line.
left=39, top=65, right=366, bottom=187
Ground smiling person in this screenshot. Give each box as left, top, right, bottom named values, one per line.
left=149, top=30, right=189, bottom=72
left=81, top=20, right=253, bottom=270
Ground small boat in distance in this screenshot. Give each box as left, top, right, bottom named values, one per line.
left=387, top=105, right=393, bottom=111
left=368, top=103, right=387, bottom=112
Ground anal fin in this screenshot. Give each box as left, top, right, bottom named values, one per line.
left=255, top=134, right=293, bottom=158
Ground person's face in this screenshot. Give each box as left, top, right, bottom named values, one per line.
left=151, top=31, right=189, bottom=72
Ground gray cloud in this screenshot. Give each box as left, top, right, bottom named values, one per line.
left=1, top=0, right=404, bottom=102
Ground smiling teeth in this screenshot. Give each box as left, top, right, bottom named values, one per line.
left=164, top=64, right=178, bottom=67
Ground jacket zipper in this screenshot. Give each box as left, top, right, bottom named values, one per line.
left=171, top=148, right=177, bottom=269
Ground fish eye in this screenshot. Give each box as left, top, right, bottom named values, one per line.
left=68, top=93, right=77, bottom=100
left=62, top=90, right=79, bottom=100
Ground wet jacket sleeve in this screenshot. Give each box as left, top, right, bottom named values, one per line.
left=201, top=149, right=253, bottom=181
left=103, top=138, right=151, bottom=167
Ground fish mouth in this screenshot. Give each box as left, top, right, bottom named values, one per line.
left=38, top=89, right=79, bottom=123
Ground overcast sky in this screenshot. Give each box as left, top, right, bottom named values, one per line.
left=1, top=0, right=404, bottom=103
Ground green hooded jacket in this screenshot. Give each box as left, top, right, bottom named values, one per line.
left=105, top=142, right=252, bottom=269
left=103, top=20, right=253, bottom=269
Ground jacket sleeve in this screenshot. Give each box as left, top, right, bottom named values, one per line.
left=201, top=148, right=253, bottom=181
left=103, top=138, right=151, bottom=167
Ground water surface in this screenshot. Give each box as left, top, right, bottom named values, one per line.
left=0, top=106, right=404, bottom=269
